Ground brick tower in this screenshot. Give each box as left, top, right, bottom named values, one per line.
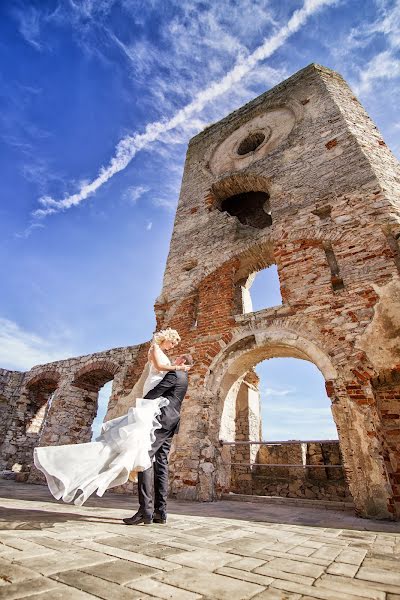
left=1, top=64, right=399, bottom=521
left=143, top=63, right=400, bottom=519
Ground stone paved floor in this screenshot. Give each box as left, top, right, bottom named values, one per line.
left=0, top=481, right=399, bottom=600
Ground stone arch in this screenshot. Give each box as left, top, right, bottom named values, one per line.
left=194, top=326, right=393, bottom=518
left=25, top=369, right=61, bottom=389
left=33, top=358, right=121, bottom=460
left=205, top=172, right=272, bottom=217
left=206, top=328, right=337, bottom=402
left=193, top=328, right=340, bottom=502
left=25, top=370, right=61, bottom=436
left=1, top=370, right=63, bottom=474
left=200, top=328, right=344, bottom=500
left=73, top=359, right=120, bottom=392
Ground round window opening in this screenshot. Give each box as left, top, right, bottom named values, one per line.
left=237, top=132, right=266, bottom=156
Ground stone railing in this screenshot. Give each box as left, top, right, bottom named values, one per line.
left=222, top=440, right=352, bottom=502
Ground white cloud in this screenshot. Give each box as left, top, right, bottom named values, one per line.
left=32, top=0, right=338, bottom=220
left=355, top=49, right=400, bottom=94
left=15, top=222, right=45, bottom=240
left=0, top=318, right=75, bottom=372
left=366, top=0, right=400, bottom=49
left=13, top=6, right=42, bottom=50
left=146, top=221, right=153, bottom=231
left=263, top=386, right=296, bottom=397
left=332, top=1, right=400, bottom=95
left=123, top=185, right=149, bottom=204
left=263, top=404, right=332, bottom=417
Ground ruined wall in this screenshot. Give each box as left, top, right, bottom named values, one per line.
left=0, top=345, right=143, bottom=482
left=148, top=64, right=400, bottom=519
left=0, top=369, right=25, bottom=470
left=1, top=64, right=399, bottom=520
left=231, top=441, right=351, bottom=502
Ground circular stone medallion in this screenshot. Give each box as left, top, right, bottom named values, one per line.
left=209, top=107, right=296, bottom=176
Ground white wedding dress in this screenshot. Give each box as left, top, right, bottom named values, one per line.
left=34, top=360, right=169, bottom=506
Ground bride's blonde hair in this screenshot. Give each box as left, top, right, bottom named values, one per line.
left=153, top=328, right=181, bottom=346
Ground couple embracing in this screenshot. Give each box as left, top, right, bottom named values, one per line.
left=34, top=328, right=193, bottom=526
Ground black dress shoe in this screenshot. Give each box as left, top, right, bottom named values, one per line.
left=153, top=512, right=167, bottom=524
left=123, top=512, right=152, bottom=525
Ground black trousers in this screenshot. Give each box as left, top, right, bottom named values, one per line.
left=137, top=426, right=174, bottom=519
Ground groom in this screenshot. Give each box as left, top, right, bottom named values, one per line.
left=123, top=353, right=193, bottom=526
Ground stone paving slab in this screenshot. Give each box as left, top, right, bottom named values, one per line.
left=0, top=577, right=60, bottom=600
left=52, top=570, right=152, bottom=599
left=0, top=480, right=399, bottom=599
left=82, top=559, right=159, bottom=584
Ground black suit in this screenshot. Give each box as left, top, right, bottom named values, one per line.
left=138, top=370, right=188, bottom=518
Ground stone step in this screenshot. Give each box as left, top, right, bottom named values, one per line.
left=222, top=492, right=355, bottom=511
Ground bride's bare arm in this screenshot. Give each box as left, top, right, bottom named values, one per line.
left=148, top=343, right=177, bottom=372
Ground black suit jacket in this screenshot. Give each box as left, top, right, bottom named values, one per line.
left=144, top=370, right=188, bottom=434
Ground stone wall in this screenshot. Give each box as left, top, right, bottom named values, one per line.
left=149, top=64, right=400, bottom=519
left=0, top=346, right=142, bottom=481
left=230, top=371, right=261, bottom=494
left=231, top=441, right=352, bottom=502
left=0, top=369, right=25, bottom=470
left=1, top=64, right=400, bottom=520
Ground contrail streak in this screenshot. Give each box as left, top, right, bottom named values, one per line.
left=34, top=0, right=337, bottom=218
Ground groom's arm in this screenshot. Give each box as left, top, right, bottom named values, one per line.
left=144, top=370, right=177, bottom=399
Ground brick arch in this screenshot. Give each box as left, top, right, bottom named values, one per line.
left=201, top=327, right=349, bottom=506
left=206, top=327, right=337, bottom=401
left=26, top=370, right=61, bottom=390
left=73, top=359, right=120, bottom=392
left=161, top=226, right=351, bottom=310
left=205, top=172, right=271, bottom=211
left=234, top=241, right=275, bottom=282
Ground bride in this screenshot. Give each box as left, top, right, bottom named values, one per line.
left=34, top=328, right=189, bottom=506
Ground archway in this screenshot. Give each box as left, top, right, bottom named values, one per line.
left=28, top=360, right=120, bottom=483
left=67, top=360, right=120, bottom=444
left=10, top=371, right=60, bottom=473
left=37, top=361, right=119, bottom=449
left=229, top=357, right=350, bottom=502
left=201, top=328, right=394, bottom=518
left=210, top=332, right=349, bottom=503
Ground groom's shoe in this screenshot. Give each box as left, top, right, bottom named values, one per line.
left=153, top=511, right=167, bottom=524
left=123, top=512, right=152, bottom=526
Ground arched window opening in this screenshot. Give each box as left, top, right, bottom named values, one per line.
left=74, top=368, right=114, bottom=393
left=248, top=265, right=282, bottom=312
left=222, top=357, right=350, bottom=503
left=235, top=265, right=282, bottom=315
left=237, top=132, right=266, bottom=155
left=72, top=363, right=118, bottom=444
left=26, top=378, right=59, bottom=437
left=91, top=381, right=113, bottom=441
left=219, top=191, right=271, bottom=229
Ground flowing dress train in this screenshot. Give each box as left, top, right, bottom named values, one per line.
left=34, top=363, right=168, bottom=506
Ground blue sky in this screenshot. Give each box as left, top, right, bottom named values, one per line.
left=1, top=0, right=399, bottom=440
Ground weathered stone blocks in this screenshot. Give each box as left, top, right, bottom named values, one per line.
left=1, top=64, right=400, bottom=520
